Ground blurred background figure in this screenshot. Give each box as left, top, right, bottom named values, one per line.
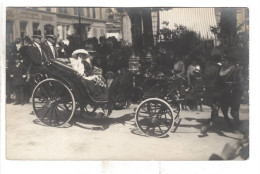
left=9, top=57, right=27, bottom=105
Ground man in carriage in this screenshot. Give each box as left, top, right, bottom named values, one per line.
left=41, top=34, right=58, bottom=61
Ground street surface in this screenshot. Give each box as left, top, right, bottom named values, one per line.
left=6, top=102, right=249, bottom=160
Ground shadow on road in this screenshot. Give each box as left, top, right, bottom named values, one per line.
left=71, top=113, right=135, bottom=131
left=179, top=116, right=249, bottom=140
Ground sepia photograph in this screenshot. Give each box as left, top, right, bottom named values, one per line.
left=1, top=0, right=259, bottom=173
left=4, top=6, right=249, bottom=160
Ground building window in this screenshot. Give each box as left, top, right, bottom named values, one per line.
left=58, top=8, right=67, bottom=14
left=100, top=29, right=104, bottom=36
left=100, top=8, right=102, bottom=19
left=20, top=21, right=27, bottom=38
left=86, top=8, right=90, bottom=17
left=33, top=23, right=39, bottom=34
left=74, top=8, right=78, bottom=15
left=80, top=8, right=84, bottom=16
left=6, top=21, right=13, bottom=43
left=92, top=8, right=96, bottom=18
left=46, top=7, right=51, bottom=12
left=93, top=28, right=97, bottom=37
left=44, top=24, right=54, bottom=35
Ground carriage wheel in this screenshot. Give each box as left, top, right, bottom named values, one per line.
left=32, top=78, right=76, bottom=127
left=135, top=98, right=175, bottom=137
left=165, top=92, right=181, bottom=119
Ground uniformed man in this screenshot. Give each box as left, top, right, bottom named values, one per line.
left=41, top=34, right=58, bottom=61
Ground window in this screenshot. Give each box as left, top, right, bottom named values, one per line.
left=100, top=8, right=102, bottom=19
left=46, top=7, right=51, bottom=12
left=44, top=24, right=54, bottom=35
left=93, top=28, right=97, bottom=37
left=86, top=8, right=90, bottom=17
left=80, top=8, right=84, bottom=16
left=92, top=8, right=96, bottom=18
left=58, top=8, right=67, bottom=14
left=100, top=29, right=104, bottom=36
left=33, top=23, right=39, bottom=33
left=6, top=21, right=13, bottom=43
left=20, top=21, right=27, bottom=38
left=74, top=8, right=78, bottom=15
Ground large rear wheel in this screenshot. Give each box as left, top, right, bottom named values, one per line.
left=32, top=78, right=76, bottom=127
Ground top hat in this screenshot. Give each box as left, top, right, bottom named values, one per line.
left=45, top=34, right=56, bottom=39
left=32, top=30, right=42, bottom=39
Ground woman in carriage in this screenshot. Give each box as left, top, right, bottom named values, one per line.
left=56, top=49, right=108, bottom=101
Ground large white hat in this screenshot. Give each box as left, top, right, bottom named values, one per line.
left=72, top=49, right=90, bottom=57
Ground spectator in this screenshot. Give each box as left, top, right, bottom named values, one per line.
left=9, top=58, right=27, bottom=105
left=187, top=59, right=201, bottom=89
left=172, top=56, right=185, bottom=78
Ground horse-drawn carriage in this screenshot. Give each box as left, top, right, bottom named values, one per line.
left=31, top=49, right=245, bottom=138
left=31, top=53, right=185, bottom=137
left=32, top=59, right=114, bottom=127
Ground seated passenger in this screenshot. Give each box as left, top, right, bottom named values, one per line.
left=57, top=49, right=107, bottom=100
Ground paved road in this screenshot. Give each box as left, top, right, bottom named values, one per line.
left=6, top=102, right=249, bottom=160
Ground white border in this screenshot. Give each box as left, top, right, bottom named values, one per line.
left=1, top=0, right=260, bottom=174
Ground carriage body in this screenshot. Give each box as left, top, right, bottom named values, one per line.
left=32, top=60, right=112, bottom=127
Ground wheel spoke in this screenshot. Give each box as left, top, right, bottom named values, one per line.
left=158, top=125, right=163, bottom=133
left=157, top=119, right=171, bottom=128
left=39, top=85, right=51, bottom=99
left=35, top=106, right=48, bottom=113
left=40, top=107, right=51, bottom=121
left=55, top=106, right=68, bottom=121
left=53, top=106, right=60, bottom=124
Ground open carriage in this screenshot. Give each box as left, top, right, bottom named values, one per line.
left=32, top=59, right=114, bottom=127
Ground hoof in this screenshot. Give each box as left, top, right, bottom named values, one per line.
left=200, top=125, right=208, bottom=134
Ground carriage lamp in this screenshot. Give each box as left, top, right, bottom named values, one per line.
left=145, top=51, right=153, bottom=62
left=129, top=53, right=140, bottom=74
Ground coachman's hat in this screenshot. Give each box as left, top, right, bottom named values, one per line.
left=32, top=30, right=42, bottom=39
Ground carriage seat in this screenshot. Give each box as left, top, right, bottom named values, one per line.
left=51, top=59, right=78, bottom=74
left=51, top=59, right=109, bottom=102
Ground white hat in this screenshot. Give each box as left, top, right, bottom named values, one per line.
left=72, top=49, right=89, bottom=57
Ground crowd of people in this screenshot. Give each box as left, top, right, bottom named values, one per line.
left=6, top=29, right=247, bottom=107
left=5, top=31, right=134, bottom=105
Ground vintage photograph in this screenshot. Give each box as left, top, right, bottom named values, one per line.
left=5, top=7, right=249, bottom=160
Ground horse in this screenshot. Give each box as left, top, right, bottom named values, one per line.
left=198, top=57, right=245, bottom=133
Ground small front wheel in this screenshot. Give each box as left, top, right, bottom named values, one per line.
left=135, top=98, right=175, bottom=137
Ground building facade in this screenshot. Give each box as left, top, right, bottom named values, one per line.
left=6, top=7, right=110, bottom=44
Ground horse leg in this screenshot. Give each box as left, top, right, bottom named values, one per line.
left=230, top=89, right=243, bottom=126
left=221, top=104, right=233, bottom=130
left=201, top=103, right=219, bottom=134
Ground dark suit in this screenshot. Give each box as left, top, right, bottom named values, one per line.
left=41, top=40, right=58, bottom=61
left=10, top=63, right=27, bottom=104
left=26, top=42, right=44, bottom=98
left=27, top=42, right=44, bottom=75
